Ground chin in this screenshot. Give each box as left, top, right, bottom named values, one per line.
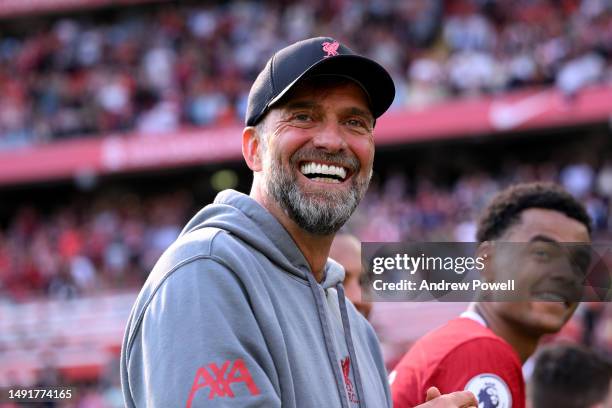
left=527, top=302, right=576, bottom=334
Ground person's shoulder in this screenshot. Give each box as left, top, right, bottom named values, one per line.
left=414, top=317, right=497, bottom=350
left=123, top=230, right=253, bottom=355
left=392, top=316, right=500, bottom=407
left=436, top=331, right=520, bottom=371
left=430, top=320, right=523, bottom=399
left=438, top=316, right=496, bottom=339
left=391, top=318, right=523, bottom=406
left=421, top=317, right=518, bottom=365
left=149, top=225, right=252, bottom=283
left=137, top=228, right=215, bottom=291
left=436, top=335, right=523, bottom=408
left=393, top=317, right=513, bottom=374
left=126, top=228, right=248, bottom=332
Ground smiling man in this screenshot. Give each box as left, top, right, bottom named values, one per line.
left=391, top=182, right=592, bottom=408
left=120, top=37, right=476, bottom=408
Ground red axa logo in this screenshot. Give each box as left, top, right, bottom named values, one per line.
left=186, top=358, right=261, bottom=407
left=341, top=356, right=359, bottom=404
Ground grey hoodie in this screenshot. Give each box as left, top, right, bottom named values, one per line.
left=120, top=189, right=391, bottom=407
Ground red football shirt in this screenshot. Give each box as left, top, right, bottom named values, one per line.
left=390, top=316, right=525, bottom=408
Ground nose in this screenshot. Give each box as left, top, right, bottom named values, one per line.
left=311, top=121, right=347, bottom=153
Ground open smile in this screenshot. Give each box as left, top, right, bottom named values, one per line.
left=531, top=279, right=582, bottom=308
left=531, top=291, right=575, bottom=308
left=299, top=161, right=350, bottom=184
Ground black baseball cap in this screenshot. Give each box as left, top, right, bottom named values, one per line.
left=245, top=37, right=395, bottom=126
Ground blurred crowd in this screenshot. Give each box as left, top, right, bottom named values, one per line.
left=0, top=190, right=193, bottom=302
left=349, top=159, right=612, bottom=242
left=1, top=0, right=611, bottom=147
left=2, top=157, right=611, bottom=303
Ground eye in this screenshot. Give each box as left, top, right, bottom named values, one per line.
left=292, top=112, right=313, bottom=122
left=534, top=249, right=550, bottom=261
left=530, top=245, right=556, bottom=262
left=345, top=118, right=369, bottom=130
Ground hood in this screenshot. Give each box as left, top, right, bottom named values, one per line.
left=181, top=189, right=367, bottom=407
left=180, top=189, right=345, bottom=289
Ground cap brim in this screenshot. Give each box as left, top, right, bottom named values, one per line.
left=267, top=54, right=395, bottom=119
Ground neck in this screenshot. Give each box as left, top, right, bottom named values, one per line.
left=250, top=185, right=333, bottom=282
left=469, top=303, right=540, bottom=363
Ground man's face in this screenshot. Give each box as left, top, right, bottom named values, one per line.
left=258, top=80, right=374, bottom=235
left=488, top=208, right=591, bottom=335
left=330, top=235, right=372, bottom=319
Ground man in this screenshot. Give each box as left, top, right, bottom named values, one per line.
left=330, top=232, right=372, bottom=319
left=391, top=182, right=592, bottom=407
left=120, top=37, right=477, bottom=408
left=528, top=343, right=611, bottom=408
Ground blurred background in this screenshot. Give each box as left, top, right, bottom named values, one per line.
left=0, top=0, right=611, bottom=406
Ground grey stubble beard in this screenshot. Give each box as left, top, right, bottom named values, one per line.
left=264, top=149, right=371, bottom=235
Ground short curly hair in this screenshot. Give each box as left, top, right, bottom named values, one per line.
left=476, top=182, right=591, bottom=243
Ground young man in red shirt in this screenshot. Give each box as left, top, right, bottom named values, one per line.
left=391, top=182, right=592, bottom=408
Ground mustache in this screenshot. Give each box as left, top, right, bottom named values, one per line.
left=289, top=148, right=360, bottom=173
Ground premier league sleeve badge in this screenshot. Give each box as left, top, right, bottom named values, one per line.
left=464, top=373, right=512, bottom=408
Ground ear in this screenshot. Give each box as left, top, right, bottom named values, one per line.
left=476, top=241, right=495, bottom=282
left=242, top=126, right=263, bottom=172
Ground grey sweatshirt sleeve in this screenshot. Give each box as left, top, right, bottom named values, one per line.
left=122, top=257, right=281, bottom=407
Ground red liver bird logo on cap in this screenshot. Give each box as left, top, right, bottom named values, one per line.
left=322, top=41, right=340, bottom=57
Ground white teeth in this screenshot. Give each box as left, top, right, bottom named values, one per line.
left=535, top=293, right=566, bottom=302
left=299, top=162, right=347, bottom=180
left=312, top=177, right=341, bottom=183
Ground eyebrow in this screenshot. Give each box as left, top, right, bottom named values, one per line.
left=283, top=101, right=374, bottom=124
left=529, top=235, right=562, bottom=247
left=342, top=107, right=374, bottom=125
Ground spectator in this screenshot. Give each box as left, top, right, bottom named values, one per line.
left=330, top=233, right=372, bottom=319
left=528, top=343, right=612, bottom=408
left=0, top=0, right=610, bottom=146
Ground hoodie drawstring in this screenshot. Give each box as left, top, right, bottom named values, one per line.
left=305, top=271, right=352, bottom=408
left=337, top=283, right=366, bottom=408
left=305, top=271, right=368, bottom=408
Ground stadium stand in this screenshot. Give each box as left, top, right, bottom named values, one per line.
left=1, top=0, right=611, bottom=406
left=0, top=0, right=610, bottom=147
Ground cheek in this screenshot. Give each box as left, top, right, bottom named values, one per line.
left=515, top=266, right=537, bottom=289
left=349, top=137, right=374, bottom=170
left=520, top=263, right=555, bottom=295
left=528, top=302, right=574, bottom=330
left=275, top=130, right=316, bottom=163
left=495, top=256, right=535, bottom=289
left=497, top=302, right=526, bottom=318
